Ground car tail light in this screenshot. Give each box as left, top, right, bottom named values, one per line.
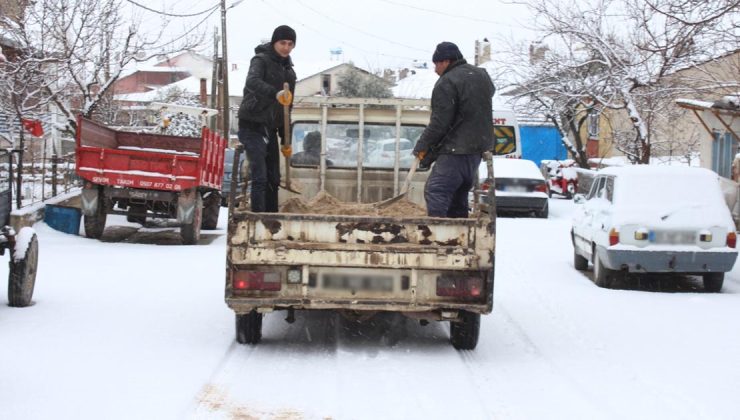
left=480, top=179, right=491, bottom=192
left=534, top=183, right=548, bottom=193
left=727, top=232, right=736, bottom=248
left=436, top=275, right=483, bottom=298
left=232, top=270, right=281, bottom=291
left=609, top=228, right=619, bottom=246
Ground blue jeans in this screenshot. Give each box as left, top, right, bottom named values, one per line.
left=424, top=154, right=481, bottom=218
left=238, top=125, right=280, bottom=212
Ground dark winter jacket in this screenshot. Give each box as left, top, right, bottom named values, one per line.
left=413, top=59, right=495, bottom=158
left=237, top=43, right=297, bottom=130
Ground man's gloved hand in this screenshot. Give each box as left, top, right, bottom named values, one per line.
left=276, top=89, right=293, bottom=106
left=281, top=145, right=292, bottom=157
left=414, top=150, right=426, bottom=161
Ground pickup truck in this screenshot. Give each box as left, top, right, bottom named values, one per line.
left=75, top=116, right=227, bottom=244
left=1, top=150, right=39, bottom=307
left=225, top=97, right=496, bottom=350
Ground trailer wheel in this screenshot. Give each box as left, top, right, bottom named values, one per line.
left=450, top=310, right=480, bottom=350
left=236, top=311, right=263, bottom=344
left=703, top=272, right=724, bottom=293
left=8, top=231, right=39, bottom=307
left=180, top=193, right=203, bottom=245
left=83, top=190, right=107, bottom=239
left=201, top=191, right=221, bottom=230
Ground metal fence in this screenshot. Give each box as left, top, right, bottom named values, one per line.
left=3, top=152, right=81, bottom=209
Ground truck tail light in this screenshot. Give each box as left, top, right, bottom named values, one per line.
left=609, top=228, right=619, bottom=246
left=436, top=275, right=483, bottom=298
left=534, top=183, right=548, bottom=193
left=727, top=232, right=736, bottom=248
left=232, top=270, right=281, bottom=291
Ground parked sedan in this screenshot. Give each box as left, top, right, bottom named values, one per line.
left=479, top=158, right=549, bottom=218
left=571, top=165, right=738, bottom=292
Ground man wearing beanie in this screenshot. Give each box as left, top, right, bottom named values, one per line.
left=412, top=41, right=495, bottom=218
left=237, top=25, right=297, bottom=212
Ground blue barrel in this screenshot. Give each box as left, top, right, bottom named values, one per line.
left=44, top=204, right=81, bottom=235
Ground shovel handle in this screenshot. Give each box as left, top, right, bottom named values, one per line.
left=399, top=158, right=419, bottom=195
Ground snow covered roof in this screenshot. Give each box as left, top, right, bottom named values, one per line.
left=676, top=94, right=740, bottom=115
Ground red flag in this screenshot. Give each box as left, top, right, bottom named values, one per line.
left=21, top=118, right=44, bottom=137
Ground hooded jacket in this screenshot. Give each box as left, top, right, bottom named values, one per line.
left=237, top=42, right=297, bottom=129
left=413, top=59, right=495, bottom=157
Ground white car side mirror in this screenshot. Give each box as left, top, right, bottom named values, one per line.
left=573, top=194, right=586, bottom=204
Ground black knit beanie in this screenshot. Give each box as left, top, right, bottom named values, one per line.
left=432, top=42, right=463, bottom=63
left=271, top=25, right=296, bottom=45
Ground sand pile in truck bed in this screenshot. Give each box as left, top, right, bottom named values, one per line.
left=280, top=190, right=427, bottom=217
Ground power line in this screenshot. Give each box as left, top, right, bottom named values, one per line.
left=125, top=0, right=219, bottom=18
left=293, top=0, right=429, bottom=53
left=376, top=0, right=511, bottom=26
left=259, top=0, right=428, bottom=63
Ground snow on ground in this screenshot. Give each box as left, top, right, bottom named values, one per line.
left=2, top=202, right=740, bottom=419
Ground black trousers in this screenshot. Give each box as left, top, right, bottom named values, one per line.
left=424, top=154, right=481, bottom=218
left=238, top=125, right=280, bottom=212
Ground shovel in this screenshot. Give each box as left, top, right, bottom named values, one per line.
left=373, top=157, right=419, bottom=208
left=279, top=82, right=301, bottom=194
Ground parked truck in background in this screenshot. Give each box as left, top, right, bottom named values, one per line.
left=225, top=97, right=496, bottom=350
left=75, top=113, right=227, bottom=244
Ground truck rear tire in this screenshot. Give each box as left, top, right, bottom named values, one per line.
left=83, top=190, right=107, bottom=239
left=8, top=232, right=39, bottom=307
left=703, top=272, right=724, bottom=292
left=201, top=191, right=221, bottom=230
left=180, top=194, right=203, bottom=245
left=236, top=311, right=262, bottom=344
left=450, top=311, right=480, bottom=350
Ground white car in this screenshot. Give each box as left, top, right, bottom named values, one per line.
left=480, top=158, right=549, bottom=218
left=571, top=165, right=738, bottom=291
left=365, top=138, right=415, bottom=168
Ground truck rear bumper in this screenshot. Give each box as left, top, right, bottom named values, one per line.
left=225, top=297, right=491, bottom=316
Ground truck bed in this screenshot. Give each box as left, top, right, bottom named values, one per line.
left=75, top=117, right=225, bottom=192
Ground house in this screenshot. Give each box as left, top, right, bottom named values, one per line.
left=677, top=95, right=740, bottom=178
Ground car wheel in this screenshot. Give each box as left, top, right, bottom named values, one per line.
left=536, top=201, right=549, bottom=218
left=450, top=310, right=480, bottom=350
left=593, top=255, right=614, bottom=288
left=574, top=249, right=588, bottom=271
left=236, top=311, right=263, bottom=344
left=702, top=272, right=724, bottom=293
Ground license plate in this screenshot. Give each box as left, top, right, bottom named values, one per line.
left=322, top=274, right=394, bottom=292
left=649, top=230, right=696, bottom=244
left=505, top=185, right=526, bottom=193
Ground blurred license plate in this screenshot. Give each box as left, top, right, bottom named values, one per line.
left=649, top=230, right=695, bottom=244
left=505, top=185, right=526, bottom=193
left=322, top=274, right=394, bottom=292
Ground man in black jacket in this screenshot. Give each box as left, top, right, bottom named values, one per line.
left=237, top=25, right=297, bottom=212
left=412, top=41, right=495, bottom=218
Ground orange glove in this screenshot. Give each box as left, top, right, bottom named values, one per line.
left=281, top=145, right=292, bottom=157
left=416, top=150, right=426, bottom=160
left=276, top=89, right=293, bottom=106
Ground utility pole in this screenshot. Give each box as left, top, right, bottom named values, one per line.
left=211, top=28, right=219, bottom=131
left=220, top=0, right=230, bottom=139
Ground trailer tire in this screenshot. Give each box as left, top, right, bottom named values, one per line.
left=201, top=191, right=221, bottom=230
left=450, top=310, right=480, bottom=350
left=236, top=311, right=262, bottom=344
left=703, top=272, right=724, bottom=293
left=83, top=190, right=107, bottom=239
left=8, top=231, right=39, bottom=307
left=180, top=194, right=203, bottom=245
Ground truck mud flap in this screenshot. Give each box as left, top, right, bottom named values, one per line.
left=177, top=188, right=199, bottom=224
left=80, top=185, right=100, bottom=217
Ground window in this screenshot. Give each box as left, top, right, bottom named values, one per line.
left=587, top=111, right=600, bottom=138
left=321, top=74, right=331, bottom=96
left=588, top=176, right=605, bottom=200
left=291, top=122, right=424, bottom=169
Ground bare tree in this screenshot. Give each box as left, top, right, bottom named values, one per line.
left=511, top=0, right=736, bottom=164
left=337, top=65, right=393, bottom=99
left=0, top=0, right=207, bottom=135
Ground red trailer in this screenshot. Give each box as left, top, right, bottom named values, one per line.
left=76, top=116, right=227, bottom=244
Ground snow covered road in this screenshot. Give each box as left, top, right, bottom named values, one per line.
left=2, top=200, right=740, bottom=419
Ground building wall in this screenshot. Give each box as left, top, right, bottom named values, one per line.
left=114, top=71, right=191, bottom=94
left=295, top=64, right=350, bottom=97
